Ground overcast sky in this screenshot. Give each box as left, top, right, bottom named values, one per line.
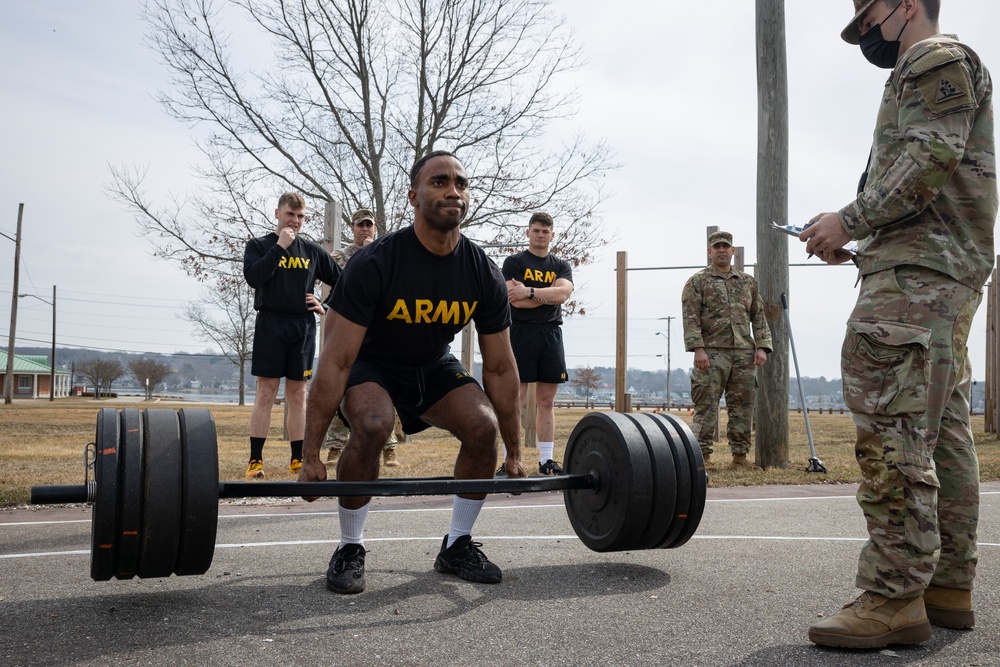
left=2, top=1, right=999, bottom=381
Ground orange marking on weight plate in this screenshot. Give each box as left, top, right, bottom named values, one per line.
left=100, top=448, right=116, bottom=455
left=98, top=543, right=113, bottom=550
left=122, top=531, right=139, bottom=536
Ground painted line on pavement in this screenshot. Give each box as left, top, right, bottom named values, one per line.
left=4, top=535, right=999, bottom=561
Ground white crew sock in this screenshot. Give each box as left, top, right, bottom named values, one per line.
left=338, top=503, right=369, bottom=547
left=447, top=496, right=485, bottom=547
left=538, top=441, right=554, bottom=463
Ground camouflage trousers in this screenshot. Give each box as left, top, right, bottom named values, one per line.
left=842, top=266, right=981, bottom=598
left=325, top=412, right=399, bottom=451
left=689, top=348, right=758, bottom=456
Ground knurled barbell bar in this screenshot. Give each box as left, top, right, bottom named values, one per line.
left=30, top=408, right=707, bottom=581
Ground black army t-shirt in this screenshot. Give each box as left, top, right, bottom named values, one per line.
left=330, top=225, right=510, bottom=367
left=244, top=233, right=340, bottom=315
left=501, top=250, right=573, bottom=325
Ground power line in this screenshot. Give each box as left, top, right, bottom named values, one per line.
left=7, top=337, right=233, bottom=358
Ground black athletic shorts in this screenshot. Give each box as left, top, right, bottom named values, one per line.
left=346, top=352, right=479, bottom=434
left=509, top=321, right=568, bottom=384
left=250, top=310, right=317, bottom=381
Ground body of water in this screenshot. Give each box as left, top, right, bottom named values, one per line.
left=114, top=390, right=255, bottom=405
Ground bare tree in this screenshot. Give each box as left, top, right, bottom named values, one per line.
left=570, top=365, right=601, bottom=409
left=182, top=270, right=256, bottom=405
left=127, top=358, right=175, bottom=399
left=107, top=0, right=616, bottom=283
left=77, top=358, right=126, bottom=399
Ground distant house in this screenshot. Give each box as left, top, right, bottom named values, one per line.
left=0, top=350, right=71, bottom=399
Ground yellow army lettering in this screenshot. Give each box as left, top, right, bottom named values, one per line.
left=522, top=269, right=556, bottom=284
left=386, top=299, right=478, bottom=324
left=278, top=256, right=312, bottom=270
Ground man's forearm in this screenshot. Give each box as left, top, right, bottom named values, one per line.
left=510, top=298, right=540, bottom=309
left=303, top=363, right=348, bottom=462
left=530, top=284, right=571, bottom=306
left=484, top=369, right=521, bottom=458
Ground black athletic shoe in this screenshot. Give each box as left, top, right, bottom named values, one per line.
left=433, top=535, right=502, bottom=584
left=326, top=543, right=366, bottom=594
left=494, top=464, right=507, bottom=478
left=538, top=459, right=564, bottom=475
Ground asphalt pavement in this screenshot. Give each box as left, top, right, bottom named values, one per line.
left=2, top=483, right=998, bottom=666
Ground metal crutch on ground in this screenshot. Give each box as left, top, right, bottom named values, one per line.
left=781, top=292, right=826, bottom=473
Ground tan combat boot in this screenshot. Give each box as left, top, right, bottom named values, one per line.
left=383, top=446, right=400, bottom=467
left=924, top=586, right=974, bottom=629
left=731, top=453, right=760, bottom=469
left=702, top=453, right=716, bottom=471
left=808, top=592, right=932, bottom=649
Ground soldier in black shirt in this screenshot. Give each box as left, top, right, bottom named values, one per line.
left=243, top=192, right=340, bottom=479
left=301, top=152, right=525, bottom=595
left=502, top=212, right=574, bottom=475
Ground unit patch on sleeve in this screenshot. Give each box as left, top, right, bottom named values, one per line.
left=916, top=62, right=975, bottom=117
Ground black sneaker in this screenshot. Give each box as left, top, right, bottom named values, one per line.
left=433, top=535, right=502, bottom=584
left=326, top=543, right=366, bottom=594
left=539, top=459, right=564, bottom=475
left=494, top=464, right=507, bottom=478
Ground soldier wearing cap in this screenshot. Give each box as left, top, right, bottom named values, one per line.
left=680, top=231, right=771, bottom=470
left=325, top=208, right=402, bottom=469
left=331, top=209, right=379, bottom=266
left=801, top=0, right=996, bottom=650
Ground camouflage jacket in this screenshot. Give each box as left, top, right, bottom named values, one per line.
left=330, top=243, right=360, bottom=269
left=681, top=265, right=772, bottom=352
left=839, top=35, right=997, bottom=290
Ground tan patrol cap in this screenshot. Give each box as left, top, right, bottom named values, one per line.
left=352, top=208, right=376, bottom=225
left=842, top=0, right=879, bottom=45
left=708, top=231, right=733, bottom=247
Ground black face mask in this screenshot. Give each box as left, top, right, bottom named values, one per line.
left=859, top=2, right=909, bottom=69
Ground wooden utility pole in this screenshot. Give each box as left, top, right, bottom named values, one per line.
left=986, top=264, right=999, bottom=433
left=319, top=200, right=343, bottom=352
left=754, top=0, right=791, bottom=468
left=461, top=324, right=475, bottom=375
left=615, top=251, right=628, bottom=412
left=657, top=316, right=675, bottom=406
left=4, top=204, right=24, bottom=405
left=50, top=285, right=56, bottom=401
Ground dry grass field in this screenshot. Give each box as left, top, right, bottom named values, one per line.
left=3, top=397, right=1000, bottom=508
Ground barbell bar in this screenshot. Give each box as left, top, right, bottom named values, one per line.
left=30, top=408, right=707, bottom=581
left=30, top=474, right=596, bottom=502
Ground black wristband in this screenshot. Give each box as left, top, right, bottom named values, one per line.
left=529, top=287, right=535, bottom=300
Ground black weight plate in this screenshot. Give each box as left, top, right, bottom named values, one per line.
left=563, top=412, right=654, bottom=552
left=137, top=409, right=183, bottom=578
left=90, top=408, right=120, bottom=581
left=174, top=408, right=219, bottom=576
left=623, top=414, right=678, bottom=550
left=114, top=409, right=144, bottom=579
left=645, top=413, right=694, bottom=549
left=657, top=413, right=707, bottom=548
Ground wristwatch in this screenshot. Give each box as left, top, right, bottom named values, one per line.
left=529, top=287, right=535, bottom=300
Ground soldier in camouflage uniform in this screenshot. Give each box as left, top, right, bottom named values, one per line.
left=681, top=231, right=771, bottom=470
left=324, top=208, right=400, bottom=469
left=803, top=0, right=997, bottom=650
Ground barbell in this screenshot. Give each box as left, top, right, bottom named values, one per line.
left=30, top=408, right=707, bottom=581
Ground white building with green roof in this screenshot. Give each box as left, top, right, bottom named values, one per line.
left=0, top=350, right=71, bottom=399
